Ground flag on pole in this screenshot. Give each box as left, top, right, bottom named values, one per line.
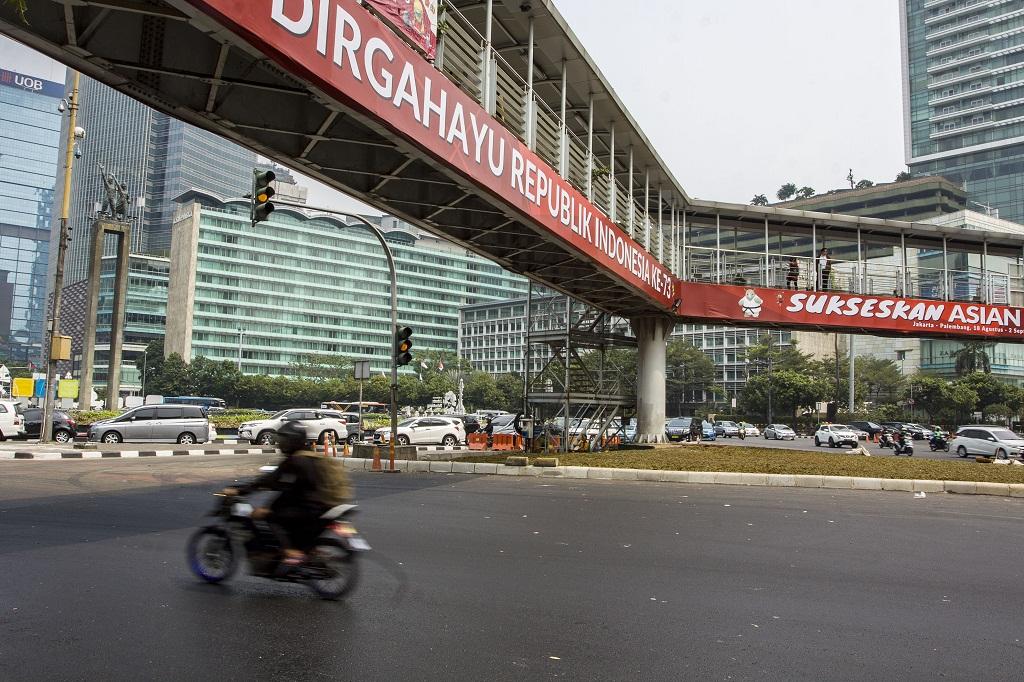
left=437, top=360, right=445, bottom=371
left=420, top=359, right=430, bottom=370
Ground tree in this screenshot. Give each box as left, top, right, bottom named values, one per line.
left=951, top=341, right=994, bottom=375
left=905, top=375, right=950, bottom=423
left=855, top=179, right=875, bottom=189
left=895, top=171, right=912, bottom=182
left=291, top=353, right=353, bottom=380
left=956, top=372, right=1011, bottom=419
left=745, top=334, right=813, bottom=373
left=665, top=340, right=718, bottom=415
left=750, top=194, right=769, bottom=206
left=741, top=369, right=828, bottom=422
left=857, top=357, right=903, bottom=404
left=776, top=183, right=798, bottom=201
left=795, top=186, right=816, bottom=199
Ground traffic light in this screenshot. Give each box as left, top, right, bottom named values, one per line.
left=394, top=326, right=413, bottom=366
left=251, top=168, right=276, bottom=225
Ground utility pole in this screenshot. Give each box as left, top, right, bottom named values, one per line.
left=41, top=72, right=82, bottom=442
left=848, top=334, right=856, bottom=412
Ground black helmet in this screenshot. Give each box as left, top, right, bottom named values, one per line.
left=275, top=421, right=308, bottom=454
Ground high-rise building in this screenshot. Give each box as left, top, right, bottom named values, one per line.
left=63, top=76, right=257, bottom=283
left=164, top=192, right=529, bottom=378
left=0, top=38, right=65, bottom=365
left=901, top=0, right=1024, bottom=222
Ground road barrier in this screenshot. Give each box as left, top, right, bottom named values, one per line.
left=467, top=433, right=488, bottom=450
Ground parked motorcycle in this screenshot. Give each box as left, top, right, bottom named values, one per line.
left=186, top=469, right=369, bottom=600
left=929, top=432, right=949, bottom=452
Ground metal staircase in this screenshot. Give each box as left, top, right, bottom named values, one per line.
left=525, top=285, right=636, bottom=452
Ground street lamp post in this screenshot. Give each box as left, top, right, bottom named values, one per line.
left=41, top=72, right=83, bottom=442
left=141, top=349, right=147, bottom=399
left=274, top=200, right=400, bottom=472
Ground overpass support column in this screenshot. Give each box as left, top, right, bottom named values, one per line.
left=632, top=315, right=675, bottom=443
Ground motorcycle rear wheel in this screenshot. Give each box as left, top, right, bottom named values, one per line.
left=187, top=528, right=237, bottom=583
left=305, top=540, right=359, bottom=600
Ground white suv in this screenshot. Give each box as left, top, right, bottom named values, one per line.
left=814, top=424, right=860, bottom=448
left=238, top=409, right=348, bottom=446
left=374, top=416, right=465, bottom=446
left=0, top=400, right=26, bottom=440
left=952, top=426, right=1024, bottom=459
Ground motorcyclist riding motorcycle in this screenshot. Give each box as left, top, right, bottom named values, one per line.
left=929, top=429, right=949, bottom=452
left=894, top=430, right=914, bottom=456
left=222, top=421, right=351, bottom=566
left=879, top=430, right=895, bottom=449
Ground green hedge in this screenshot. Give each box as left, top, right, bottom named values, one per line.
left=69, top=410, right=120, bottom=426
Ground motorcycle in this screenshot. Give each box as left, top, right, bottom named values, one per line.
left=186, top=468, right=370, bottom=600
left=929, top=432, right=949, bottom=452
left=878, top=431, right=895, bottom=449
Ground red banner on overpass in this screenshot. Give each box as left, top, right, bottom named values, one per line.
left=677, top=282, right=1024, bottom=340
left=186, top=0, right=676, bottom=310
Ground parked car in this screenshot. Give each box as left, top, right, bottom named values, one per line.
left=238, top=409, right=349, bottom=446
left=88, top=404, right=211, bottom=444
left=715, top=420, right=741, bottom=437
left=665, top=417, right=691, bottom=441
left=952, top=426, right=1024, bottom=459
left=848, top=421, right=883, bottom=438
left=847, top=427, right=870, bottom=441
left=700, top=420, right=717, bottom=441
left=16, top=408, right=77, bottom=443
left=739, top=422, right=760, bottom=437
left=880, top=421, right=929, bottom=440
left=814, top=423, right=860, bottom=448
left=764, top=424, right=796, bottom=440
left=0, top=399, right=26, bottom=441
left=374, top=416, right=465, bottom=446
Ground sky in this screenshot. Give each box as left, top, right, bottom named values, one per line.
left=3, top=1, right=906, bottom=211
left=302, top=0, right=906, bottom=210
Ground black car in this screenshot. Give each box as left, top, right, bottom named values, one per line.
left=18, top=408, right=77, bottom=443
left=665, top=417, right=691, bottom=441
left=881, top=421, right=928, bottom=440
left=848, top=421, right=883, bottom=437
left=452, top=414, right=481, bottom=434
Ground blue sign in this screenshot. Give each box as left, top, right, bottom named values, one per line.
left=33, top=378, right=47, bottom=398
left=0, top=67, right=64, bottom=99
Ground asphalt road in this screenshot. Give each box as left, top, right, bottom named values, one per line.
left=2, top=456, right=1023, bottom=681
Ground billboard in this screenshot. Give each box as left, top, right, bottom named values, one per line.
left=677, top=282, right=1024, bottom=341
left=365, top=0, right=438, bottom=59
left=182, top=0, right=677, bottom=310
left=0, top=67, right=64, bottom=98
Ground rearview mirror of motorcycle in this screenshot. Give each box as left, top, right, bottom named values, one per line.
left=258, top=465, right=277, bottom=473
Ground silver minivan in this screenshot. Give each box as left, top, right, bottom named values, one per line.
left=89, top=405, right=211, bottom=444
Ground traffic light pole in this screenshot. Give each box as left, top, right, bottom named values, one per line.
left=272, top=200, right=400, bottom=471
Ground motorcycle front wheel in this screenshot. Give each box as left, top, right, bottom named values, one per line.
left=305, top=541, right=359, bottom=600
left=187, top=527, right=237, bottom=583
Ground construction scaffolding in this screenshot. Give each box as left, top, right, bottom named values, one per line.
left=525, top=283, right=636, bottom=452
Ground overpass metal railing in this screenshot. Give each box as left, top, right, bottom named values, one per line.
left=439, top=4, right=675, bottom=256
left=681, top=246, right=1011, bottom=304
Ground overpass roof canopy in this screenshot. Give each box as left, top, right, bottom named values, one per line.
left=688, top=199, right=1024, bottom=258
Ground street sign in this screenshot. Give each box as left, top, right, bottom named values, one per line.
left=354, top=360, right=371, bottom=381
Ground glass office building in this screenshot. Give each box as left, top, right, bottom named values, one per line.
left=0, top=59, right=64, bottom=365
left=902, top=0, right=1024, bottom=222
left=165, top=193, right=529, bottom=375
left=63, top=76, right=257, bottom=284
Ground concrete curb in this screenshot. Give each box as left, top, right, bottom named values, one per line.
left=332, top=458, right=1024, bottom=498
left=0, top=447, right=278, bottom=460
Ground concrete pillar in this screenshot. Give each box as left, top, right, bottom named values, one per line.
left=77, top=222, right=105, bottom=409
left=106, top=227, right=131, bottom=409
left=632, top=315, right=675, bottom=443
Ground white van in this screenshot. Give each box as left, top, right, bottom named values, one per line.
left=0, top=400, right=26, bottom=440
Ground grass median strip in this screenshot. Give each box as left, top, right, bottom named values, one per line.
left=456, top=444, right=1024, bottom=484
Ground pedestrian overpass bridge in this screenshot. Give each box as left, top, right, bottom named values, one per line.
left=7, top=0, right=1024, bottom=442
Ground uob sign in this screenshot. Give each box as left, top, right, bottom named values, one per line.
left=15, top=75, right=43, bottom=91
left=0, top=69, right=44, bottom=92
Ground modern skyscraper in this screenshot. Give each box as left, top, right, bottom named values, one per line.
left=0, top=37, right=65, bottom=365
left=901, top=0, right=1024, bottom=222
left=63, top=75, right=257, bottom=283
